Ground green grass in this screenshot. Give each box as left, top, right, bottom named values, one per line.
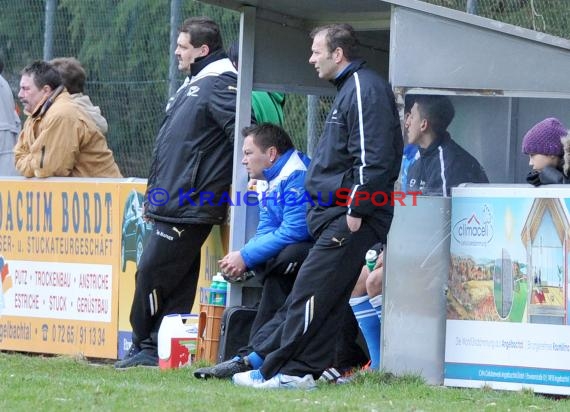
left=0, top=352, right=568, bottom=411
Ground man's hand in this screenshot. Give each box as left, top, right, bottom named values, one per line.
left=142, top=202, right=153, bottom=223
left=347, top=215, right=361, bottom=232
left=247, top=179, right=258, bottom=191
left=218, top=251, right=247, bottom=278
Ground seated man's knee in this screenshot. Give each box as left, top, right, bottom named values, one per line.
left=268, top=241, right=312, bottom=277
left=366, top=268, right=383, bottom=297
left=351, top=266, right=368, bottom=298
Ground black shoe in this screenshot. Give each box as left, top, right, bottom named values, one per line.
left=193, top=356, right=252, bottom=379
left=114, top=349, right=158, bottom=369
left=120, top=343, right=141, bottom=361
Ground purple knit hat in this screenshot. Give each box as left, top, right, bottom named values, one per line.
left=522, top=117, right=567, bottom=156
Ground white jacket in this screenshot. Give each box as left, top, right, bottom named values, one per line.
left=71, top=93, right=108, bottom=134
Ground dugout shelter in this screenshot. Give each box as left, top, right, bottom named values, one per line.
left=200, top=0, right=570, bottom=385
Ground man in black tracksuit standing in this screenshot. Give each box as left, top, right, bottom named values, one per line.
left=116, top=17, right=239, bottom=368
left=232, top=23, right=403, bottom=389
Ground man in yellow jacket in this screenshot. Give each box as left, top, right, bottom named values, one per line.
left=14, top=60, right=122, bottom=178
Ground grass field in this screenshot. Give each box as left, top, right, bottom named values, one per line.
left=1, top=352, right=568, bottom=411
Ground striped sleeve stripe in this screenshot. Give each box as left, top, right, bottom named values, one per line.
left=438, top=146, right=448, bottom=197
left=348, top=71, right=366, bottom=213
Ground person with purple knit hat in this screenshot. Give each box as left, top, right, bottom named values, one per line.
left=522, top=117, right=570, bottom=186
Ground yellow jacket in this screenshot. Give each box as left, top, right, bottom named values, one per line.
left=14, top=88, right=122, bottom=178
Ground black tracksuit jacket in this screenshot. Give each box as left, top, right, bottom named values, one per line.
left=305, top=59, right=403, bottom=241
left=407, top=132, right=489, bottom=196
left=145, top=50, right=238, bottom=224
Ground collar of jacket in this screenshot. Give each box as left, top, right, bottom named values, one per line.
left=262, top=148, right=294, bottom=182
left=190, top=49, right=228, bottom=77
left=403, top=143, right=419, bottom=160
left=419, top=131, right=452, bottom=156
left=330, top=59, right=366, bottom=89
left=32, top=85, right=65, bottom=118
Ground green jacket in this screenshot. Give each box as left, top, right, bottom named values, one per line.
left=251, top=91, right=285, bottom=126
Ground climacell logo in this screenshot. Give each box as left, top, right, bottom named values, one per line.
left=452, top=204, right=494, bottom=246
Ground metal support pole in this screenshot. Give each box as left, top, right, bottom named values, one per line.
left=466, top=0, right=478, bottom=15
left=306, top=95, right=319, bottom=157
left=168, top=0, right=181, bottom=98
left=227, top=6, right=256, bottom=306
left=43, top=0, right=57, bottom=60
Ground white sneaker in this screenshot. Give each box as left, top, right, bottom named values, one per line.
left=255, top=373, right=317, bottom=390
left=232, top=369, right=266, bottom=387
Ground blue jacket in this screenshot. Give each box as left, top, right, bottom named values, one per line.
left=401, top=144, right=419, bottom=192
left=240, top=149, right=311, bottom=269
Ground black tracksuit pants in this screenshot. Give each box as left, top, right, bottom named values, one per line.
left=243, top=241, right=314, bottom=354
left=254, top=215, right=383, bottom=379
left=129, top=220, right=212, bottom=351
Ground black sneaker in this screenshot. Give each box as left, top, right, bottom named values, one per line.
left=120, top=343, right=141, bottom=361
left=193, top=356, right=251, bottom=379
left=112, top=343, right=140, bottom=368
left=319, top=367, right=343, bottom=383
left=114, top=349, right=158, bottom=369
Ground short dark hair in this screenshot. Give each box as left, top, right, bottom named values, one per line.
left=50, top=57, right=86, bottom=94
left=310, top=23, right=360, bottom=61
left=179, top=17, right=223, bottom=52
left=404, top=94, right=416, bottom=115
left=242, top=123, right=294, bottom=154
left=21, top=60, right=62, bottom=90
left=0, top=56, right=4, bottom=74
left=414, top=95, right=455, bottom=135
left=227, top=41, right=239, bottom=69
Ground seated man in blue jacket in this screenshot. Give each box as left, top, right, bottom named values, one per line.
left=194, top=123, right=313, bottom=379
left=405, top=95, right=488, bottom=196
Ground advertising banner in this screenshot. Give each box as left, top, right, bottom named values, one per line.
left=445, top=186, right=570, bottom=395
left=0, top=179, right=120, bottom=358
left=0, top=178, right=229, bottom=360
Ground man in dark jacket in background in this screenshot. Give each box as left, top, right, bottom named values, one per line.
left=116, top=16, right=239, bottom=368
left=232, top=23, right=403, bottom=389
left=405, top=95, right=488, bottom=196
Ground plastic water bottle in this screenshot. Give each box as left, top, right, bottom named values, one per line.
left=365, top=249, right=378, bottom=272
left=209, top=273, right=227, bottom=306
left=208, top=276, right=220, bottom=304
left=213, top=275, right=228, bottom=306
